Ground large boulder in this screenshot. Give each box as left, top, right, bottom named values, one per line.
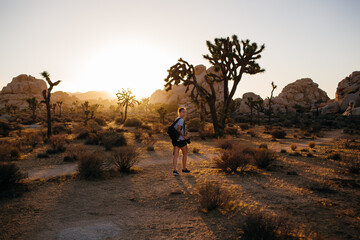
left=0, top=74, right=47, bottom=110
left=149, top=64, right=224, bottom=112
left=271, top=78, right=329, bottom=112
left=335, top=71, right=360, bottom=111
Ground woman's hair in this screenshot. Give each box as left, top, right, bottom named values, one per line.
left=178, top=107, right=186, bottom=115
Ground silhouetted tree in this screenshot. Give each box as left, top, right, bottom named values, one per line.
left=141, top=97, right=150, bottom=113
left=266, top=81, right=277, bottom=125
left=40, top=71, right=61, bottom=138
left=81, top=101, right=90, bottom=123
left=157, top=107, right=167, bottom=124
left=165, top=35, right=265, bottom=136
left=116, top=88, right=139, bottom=122
left=245, top=97, right=263, bottom=125
left=26, top=97, right=38, bottom=121
left=56, top=101, right=63, bottom=117
left=51, top=103, right=57, bottom=115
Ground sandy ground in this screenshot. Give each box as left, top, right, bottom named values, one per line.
left=1, top=127, right=360, bottom=239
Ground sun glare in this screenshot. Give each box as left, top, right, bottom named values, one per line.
left=75, top=42, right=173, bottom=99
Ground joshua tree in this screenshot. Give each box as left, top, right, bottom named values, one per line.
left=165, top=35, right=265, bottom=136
left=116, top=88, right=139, bottom=122
left=245, top=97, right=262, bottom=125
left=51, top=103, right=57, bottom=115
left=56, top=101, right=63, bottom=117
left=266, top=81, right=277, bottom=125
left=81, top=101, right=91, bottom=123
left=90, top=104, right=100, bottom=118
left=141, top=97, right=150, bottom=113
left=157, top=107, right=167, bottom=124
left=40, top=71, right=61, bottom=138
left=26, top=97, right=38, bottom=121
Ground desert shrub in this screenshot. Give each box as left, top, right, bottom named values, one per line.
left=63, top=155, right=77, bottom=162
left=0, top=120, right=11, bottom=136
left=124, top=118, right=142, bottom=127
left=271, top=129, right=286, bottom=139
left=143, top=135, right=156, bottom=151
left=187, top=118, right=201, bottom=132
left=140, top=124, right=152, bottom=130
left=248, top=129, right=257, bottom=137
left=225, top=126, right=238, bottom=135
left=280, top=149, right=287, bottom=153
left=240, top=123, right=249, bottom=131
left=308, top=141, right=316, bottom=149
left=192, top=147, right=200, bottom=154
left=199, top=124, right=215, bottom=139
left=346, top=156, right=360, bottom=174
left=100, top=130, right=127, bottom=150
left=52, top=123, right=71, bottom=135
left=0, top=143, right=20, bottom=161
left=94, top=117, right=107, bottom=126
left=259, top=143, right=268, bottom=149
left=152, top=122, right=166, bottom=133
left=308, top=180, right=336, bottom=194
left=133, top=129, right=143, bottom=142
left=0, top=163, right=26, bottom=190
left=111, top=146, right=139, bottom=172
left=74, top=125, right=90, bottom=139
left=344, top=139, right=360, bottom=150
left=253, top=148, right=276, bottom=169
left=217, top=138, right=233, bottom=150
left=115, top=117, right=123, bottom=125
left=37, top=153, right=49, bottom=158
left=146, top=145, right=155, bottom=151
left=328, top=152, right=342, bottom=161
left=215, top=145, right=253, bottom=173
left=46, top=135, right=66, bottom=154
left=85, top=132, right=101, bottom=145
left=22, top=131, right=43, bottom=148
left=77, top=151, right=104, bottom=179
left=87, top=119, right=102, bottom=132
left=197, top=181, right=232, bottom=211
left=242, top=212, right=291, bottom=240
left=290, top=143, right=297, bottom=151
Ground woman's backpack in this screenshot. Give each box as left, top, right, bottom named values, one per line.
left=167, top=118, right=181, bottom=140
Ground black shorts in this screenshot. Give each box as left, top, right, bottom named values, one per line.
left=172, top=139, right=187, bottom=148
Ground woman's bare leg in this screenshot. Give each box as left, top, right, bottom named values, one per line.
left=173, top=146, right=180, bottom=171
left=181, top=145, right=188, bottom=170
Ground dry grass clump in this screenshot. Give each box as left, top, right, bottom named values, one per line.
left=327, top=152, right=342, bottom=161
left=197, top=181, right=232, bottom=211
left=290, top=143, right=297, bottom=151
left=100, top=130, right=127, bottom=150
left=241, top=211, right=292, bottom=240
left=345, top=155, right=360, bottom=174
left=253, top=148, right=277, bottom=169
left=46, top=135, right=66, bottom=154
left=308, top=141, right=316, bottom=149
left=133, top=128, right=144, bottom=142
left=77, top=151, right=105, bottom=180
left=217, top=137, right=233, bottom=150
left=215, top=144, right=253, bottom=173
left=225, top=126, right=238, bottom=135
left=271, top=129, right=286, bottom=139
left=124, top=118, right=143, bottom=127
left=192, top=147, right=200, bottom=154
left=0, top=142, right=20, bottom=161
left=111, top=146, right=139, bottom=172
left=239, top=123, right=249, bottom=131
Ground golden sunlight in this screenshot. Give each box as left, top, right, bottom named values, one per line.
left=74, top=42, right=173, bottom=98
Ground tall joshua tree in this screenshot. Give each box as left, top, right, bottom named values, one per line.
left=40, top=71, right=61, bottom=138
left=26, top=97, right=38, bottom=121
left=266, top=81, right=277, bottom=125
left=116, top=88, right=139, bottom=122
left=165, top=35, right=265, bottom=136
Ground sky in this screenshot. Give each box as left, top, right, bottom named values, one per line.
left=0, top=0, right=359, bottom=100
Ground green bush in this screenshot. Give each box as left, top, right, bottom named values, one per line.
left=124, top=118, right=142, bottom=127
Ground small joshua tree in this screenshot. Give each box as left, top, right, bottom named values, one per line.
left=40, top=71, right=61, bottom=138
left=26, top=97, right=38, bottom=121
left=116, top=88, right=139, bottom=122
left=56, top=101, right=63, bottom=117
left=157, top=107, right=167, bottom=124
left=81, top=101, right=91, bottom=123
left=266, top=81, right=277, bottom=125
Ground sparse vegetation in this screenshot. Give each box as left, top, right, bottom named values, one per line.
left=217, top=138, right=233, bottom=150
left=215, top=145, right=252, bottom=173
left=111, top=146, right=139, bottom=172
left=77, top=151, right=105, bottom=180
left=100, top=130, right=127, bottom=150
left=271, top=129, right=286, bottom=139
left=253, top=148, right=276, bottom=169
left=197, top=181, right=232, bottom=211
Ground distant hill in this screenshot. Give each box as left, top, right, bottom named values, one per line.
left=70, top=91, right=115, bottom=101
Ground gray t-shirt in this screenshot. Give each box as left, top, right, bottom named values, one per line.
left=173, top=117, right=185, bottom=141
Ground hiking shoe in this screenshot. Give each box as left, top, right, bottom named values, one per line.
left=173, top=170, right=179, bottom=176
left=182, top=168, right=190, bottom=173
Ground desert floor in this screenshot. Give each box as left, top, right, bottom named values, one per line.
left=1, top=126, right=360, bottom=240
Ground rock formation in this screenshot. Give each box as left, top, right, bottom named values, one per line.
left=0, top=74, right=47, bottom=109
left=321, top=71, right=360, bottom=114
left=270, top=78, right=329, bottom=113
